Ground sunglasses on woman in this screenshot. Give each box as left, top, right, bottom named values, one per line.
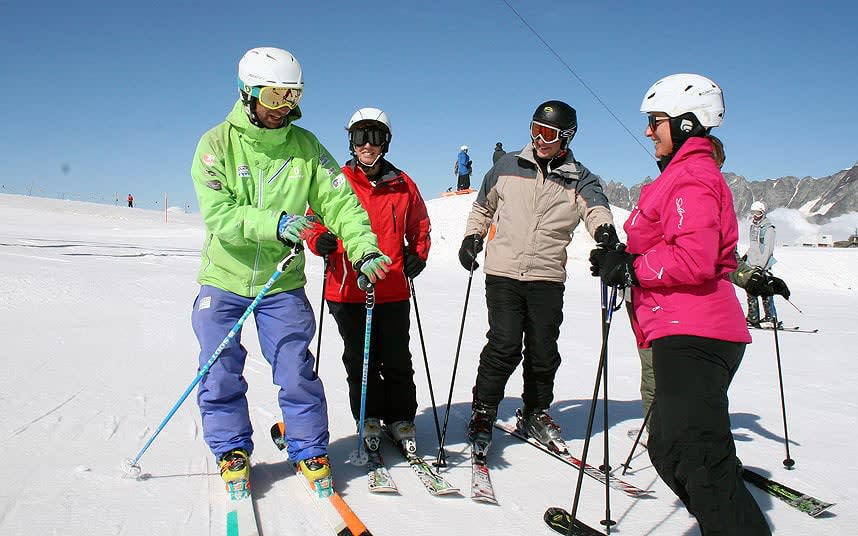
left=647, top=115, right=670, bottom=130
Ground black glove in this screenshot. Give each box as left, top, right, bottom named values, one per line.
left=458, top=234, right=484, bottom=271
left=404, top=254, right=426, bottom=279
left=589, top=247, right=608, bottom=277
left=746, top=269, right=791, bottom=300
left=593, top=223, right=619, bottom=251
left=596, top=249, right=639, bottom=288
left=314, top=232, right=338, bottom=256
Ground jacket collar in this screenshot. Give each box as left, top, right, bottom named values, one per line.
left=346, top=158, right=404, bottom=186
left=225, top=100, right=302, bottom=146
left=660, top=137, right=713, bottom=171
left=515, top=143, right=580, bottom=175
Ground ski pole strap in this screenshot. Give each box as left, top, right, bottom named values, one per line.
left=277, top=242, right=304, bottom=272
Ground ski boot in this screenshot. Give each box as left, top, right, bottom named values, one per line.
left=516, top=407, right=568, bottom=454
left=388, top=420, right=417, bottom=455
left=360, top=417, right=383, bottom=452
left=297, top=454, right=333, bottom=498
left=759, top=316, right=783, bottom=329
left=218, top=448, right=250, bottom=499
left=468, top=401, right=497, bottom=456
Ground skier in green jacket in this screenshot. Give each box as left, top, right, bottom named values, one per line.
left=190, top=47, right=391, bottom=494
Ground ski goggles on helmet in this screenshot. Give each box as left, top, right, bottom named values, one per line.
left=530, top=121, right=566, bottom=143
left=245, top=84, right=303, bottom=110
left=349, top=127, right=388, bottom=147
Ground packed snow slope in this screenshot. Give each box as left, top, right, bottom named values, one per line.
left=1, top=192, right=856, bottom=535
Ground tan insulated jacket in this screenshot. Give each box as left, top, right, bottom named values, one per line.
left=464, top=144, right=613, bottom=283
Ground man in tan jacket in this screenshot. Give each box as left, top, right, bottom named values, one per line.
left=459, top=100, right=616, bottom=456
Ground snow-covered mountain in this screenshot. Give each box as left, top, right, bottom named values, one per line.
left=603, top=161, right=858, bottom=224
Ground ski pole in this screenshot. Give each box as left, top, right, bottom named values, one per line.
left=567, top=282, right=619, bottom=535
left=122, top=244, right=303, bottom=478
left=621, top=403, right=653, bottom=475
left=435, top=261, right=477, bottom=468
left=348, top=278, right=375, bottom=466
left=410, top=278, right=444, bottom=457
left=771, top=310, right=795, bottom=469
left=313, top=255, right=330, bottom=376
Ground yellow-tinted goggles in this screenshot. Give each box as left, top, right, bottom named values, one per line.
left=248, top=85, right=303, bottom=110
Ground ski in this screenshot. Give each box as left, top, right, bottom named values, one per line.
left=470, top=443, right=497, bottom=504
left=544, top=507, right=608, bottom=536
left=742, top=468, right=834, bottom=517
left=382, top=427, right=460, bottom=496
left=366, top=447, right=398, bottom=493
left=271, top=423, right=374, bottom=536
left=220, top=458, right=259, bottom=536
left=494, top=421, right=653, bottom=498
left=749, top=325, right=818, bottom=333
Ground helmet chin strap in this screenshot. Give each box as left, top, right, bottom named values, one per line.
left=357, top=153, right=383, bottom=169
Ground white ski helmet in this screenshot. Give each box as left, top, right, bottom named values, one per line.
left=347, top=107, right=393, bottom=160
left=640, top=73, right=724, bottom=128
left=460, top=145, right=469, bottom=151
left=238, top=47, right=304, bottom=95
left=348, top=107, right=391, bottom=132
left=750, top=201, right=767, bottom=213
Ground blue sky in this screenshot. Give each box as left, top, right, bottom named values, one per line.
left=1, top=1, right=856, bottom=210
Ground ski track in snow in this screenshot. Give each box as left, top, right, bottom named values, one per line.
left=11, top=388, right=85, bottom=437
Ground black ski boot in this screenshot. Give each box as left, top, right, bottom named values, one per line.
left=468, top=401, right=497, bottom=456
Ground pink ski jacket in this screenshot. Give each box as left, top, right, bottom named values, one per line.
left=625, top=137, right=751, bottom=348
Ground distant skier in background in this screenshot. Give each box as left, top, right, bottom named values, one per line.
left=492, top=142, right=505, bottom=164
left=744, top=201, right=779, bottom=327
left=305, top=107, right=431, bottom=455
left=127, top=193, right=134, bottom=208
left=455, top=145, right=472, bottom=191
left=189, top=47, right=388, bottom=496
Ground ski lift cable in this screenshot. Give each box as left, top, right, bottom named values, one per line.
left=502, top=0, right=655, bottom=160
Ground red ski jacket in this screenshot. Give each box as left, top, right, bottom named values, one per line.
left=305, top=158, right=431, bottom=304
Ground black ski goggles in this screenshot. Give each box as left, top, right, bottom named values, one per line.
left=349, top=127, right=389, bottom=147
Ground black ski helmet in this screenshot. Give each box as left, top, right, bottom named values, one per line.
left=532, top=100, right=577, bottom=146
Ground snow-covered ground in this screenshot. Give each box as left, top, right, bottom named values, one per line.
left=2, top=192, right=856, bottom=535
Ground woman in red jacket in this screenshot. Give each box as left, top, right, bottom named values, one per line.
left=305, top=107, right=431, bottom=453
left=591, top=74, right=770, bottom=535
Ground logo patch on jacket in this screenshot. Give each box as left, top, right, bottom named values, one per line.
left=206, top=180, right=223, bottom=191
left=320, top=154, right=330, bottom=166
left=203, top=154, right=216, bottom=166
left=331, top=173, right=345, bottom=189
left=236, top=165, right=250, bottom=178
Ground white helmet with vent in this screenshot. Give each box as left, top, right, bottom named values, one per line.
left=347, top=107, right=392, bottom=132
left=640, top=73, right=724, bottom=128
left=238, top=47, right=303, bottom=92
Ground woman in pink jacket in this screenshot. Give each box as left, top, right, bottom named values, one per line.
left=591, top=74, right=770, bottom=535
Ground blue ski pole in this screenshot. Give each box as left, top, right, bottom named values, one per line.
left=349, top=276, right=375, bottom=466
left=122, top=244, right=303, bottom=478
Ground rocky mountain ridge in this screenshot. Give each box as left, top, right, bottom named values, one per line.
left=602, top=161, right=858, bottom=223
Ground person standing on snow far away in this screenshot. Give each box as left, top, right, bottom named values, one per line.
left=127, top=193, right=134, bottom=208
left=305, top=107, right=431, bottom=454
left=744, top=200, right=780, bottom=328
left=455, top=145, right=473, bottom=191
left=589, top=73, right=771, bottom=535
left=492, top=142, right=505, bottom=164
left=459, top=100, right=616, bottom=457
left=189, top=47, right=390, bottom=495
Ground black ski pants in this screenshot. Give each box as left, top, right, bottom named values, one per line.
left=648, top=335, right=771, bottom=536
left=327, top=300, right=417, bottom=425
left=473, top=275, right=564, bottom=411
left=457, top=173, right=471, bottom=191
